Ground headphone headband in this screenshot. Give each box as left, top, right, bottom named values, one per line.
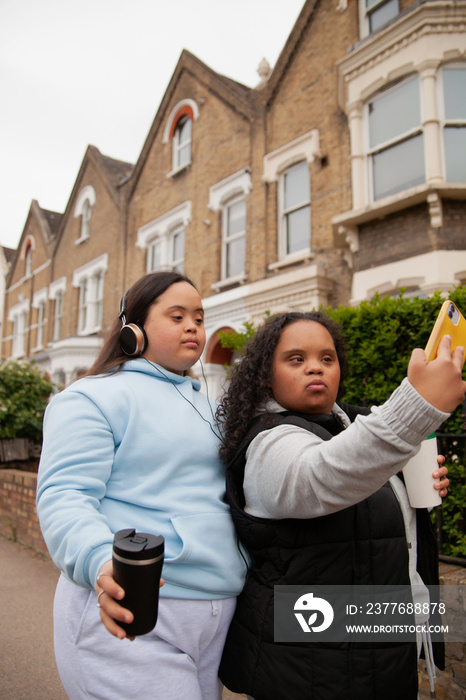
left=119, top=290, right=128, bottom=325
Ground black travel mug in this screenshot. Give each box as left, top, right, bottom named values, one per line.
left=112, top=528, right=165, bottom=636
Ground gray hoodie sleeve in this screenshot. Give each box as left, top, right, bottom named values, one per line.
left=243, top=378, right=449, bottom=520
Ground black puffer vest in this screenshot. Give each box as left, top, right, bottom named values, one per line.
left=219, top=406, right=443, bottom=700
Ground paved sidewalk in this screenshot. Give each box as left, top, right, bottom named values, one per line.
left=0, top=535, right=245, bottom=700
left=0, top=535, right=66, bottom=700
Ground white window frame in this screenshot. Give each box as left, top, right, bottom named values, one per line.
left=163, top=99, right=200, bottom=178
left=438, top=63, right=466, bottom=184
left=32, top=288, right=48, bottom=351
left=209, top=168, right=252, bottom=288
left=170, top=226, right=185, bottom=273
left=25, top=245, right=32, bottom=277
left=221, top=196, right=247, bottom=282
left=278, top=161, right=311, bottom=260
left=172, top=116, right=192, bottom=172
left=8, top=298, right=30, bottom=358
left=137, top=202, right=192, bottom=273
left=263, top=131, right=320, bottom=269
left=359, top=0, right=399, bottom=38
left=72, top=254, right=108, bottom=335
left=365, top=75, right=424, bottom=202
left=53, top=290, right=64, bottom=341
left=49, top=277, right=67, bottom=342
left=74, top=185, right=96, bottom=244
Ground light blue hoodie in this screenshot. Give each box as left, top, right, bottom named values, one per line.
left=36, top=359, right=247, bottom=599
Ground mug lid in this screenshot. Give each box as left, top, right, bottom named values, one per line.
left=113, top=528, right=164, bottom=560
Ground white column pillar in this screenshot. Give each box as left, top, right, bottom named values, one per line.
left=348, top=101, right=366, bottom=210
left=420, top=61, right=443, bottom=186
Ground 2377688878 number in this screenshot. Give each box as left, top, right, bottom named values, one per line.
left=366, top=602, right=446, bottom=615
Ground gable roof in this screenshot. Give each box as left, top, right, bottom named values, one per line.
left=50, top=145, right=134, bottom=253
left=99, top=152, right=134, bottom=189
left=5, top=200, right=61, bottom=286
left=125, top=49, right=254, bottom=196
left=2, top=246, right=16, bottom=264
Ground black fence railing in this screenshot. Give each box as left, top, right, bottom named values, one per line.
left=434, top=432, right=466, bottom=566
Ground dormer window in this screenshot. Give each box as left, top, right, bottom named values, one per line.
left=173, top=116, right=192, bottom=171
left=163, top=99, right=200, bottom=177
left=25, top=242, right=32, bottom=276
left=74, top=185, right=96, bottom=244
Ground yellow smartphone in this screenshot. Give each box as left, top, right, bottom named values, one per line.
left=425, top=300, right=466, bottom=366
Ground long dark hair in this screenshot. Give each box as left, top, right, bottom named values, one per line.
left=217, top=311, right=348, bottom=464
left=82, top=270, right=197, bottom=378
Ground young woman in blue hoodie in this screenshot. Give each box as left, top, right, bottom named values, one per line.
left=36, top=270, right=247, bottom=700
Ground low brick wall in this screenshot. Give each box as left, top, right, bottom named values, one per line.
left=0, top=469, right=48, bottom=556
left=0, top=467, right=465, bottom=698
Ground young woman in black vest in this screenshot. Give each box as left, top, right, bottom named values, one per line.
left=217, top=311, right=465, bottom=700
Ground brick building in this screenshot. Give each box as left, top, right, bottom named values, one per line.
left=2, top=0, right=465, bottom=398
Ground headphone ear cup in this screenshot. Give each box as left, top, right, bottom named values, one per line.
left=120, top=323, right=147, bottom=356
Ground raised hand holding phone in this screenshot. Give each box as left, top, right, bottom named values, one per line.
left=408, top=334, right=466, bottom=413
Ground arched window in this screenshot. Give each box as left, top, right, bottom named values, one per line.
left=74, top=185, right=96, bottom=243
left=22, top=237, right=35, bottom=277
left=163, top=99, right=199, bottom=176
left=173, top=116, right=192, bottom=171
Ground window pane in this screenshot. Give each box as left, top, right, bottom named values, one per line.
left=287, top=205, right=310, bottom=255
left=369, top=78, right=420, bottom=148
left=149, top=240, right=162, bottom=271
left=177, top=117, right=191, bottom=145
left=444, top=68, right=466, bottom=120
left=54, top=294, right=62, bottom=340
left=444, top=127, right=466, bottom=182
left=372, top=133, right=424, bottom=200
left=284, top=163, right=310, bottom=210
left=226, top=237, right=246, bottom=278
left=367, top=0, right=399, bottom=33
left=172, top=230, right=185, bottom=263
left=177, top=144, right=191, bottom=167
left=227, top=200, right=246, bottom=238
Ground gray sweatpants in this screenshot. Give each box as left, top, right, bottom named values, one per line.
left=53, top=574, right=236, bottom=700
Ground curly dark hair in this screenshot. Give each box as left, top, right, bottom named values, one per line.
left=217, top=311, right=348, bottom=464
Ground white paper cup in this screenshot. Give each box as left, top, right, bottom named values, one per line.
left=402, top=435, right=442, bottom=509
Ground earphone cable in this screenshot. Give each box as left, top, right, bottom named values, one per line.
left=143, top=357, right=223, bottom=443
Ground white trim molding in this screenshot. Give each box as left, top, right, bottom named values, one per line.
left=32, top=287, right=48, bottom=308
left=208, top=168, right=252, bottom=211
left=162, top=99, right=200, bottom=144
left=137, top=201, right=192, bottom=249
left=262, top=130, right=322, bottom=183
left=8, top=297, right=30, bottom=323
left=49, top=276, right=67, bottom=300
left=72, top=254, right=108, bottom=287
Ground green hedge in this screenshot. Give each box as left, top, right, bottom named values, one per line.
left=0, top=361, right=54, bottom=443
left=220, top=287, right=466, bottom=556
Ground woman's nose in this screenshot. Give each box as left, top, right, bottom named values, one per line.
left=305, top=360, right=322, bottom=374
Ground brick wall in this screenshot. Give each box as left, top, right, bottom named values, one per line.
left=0, top=469, right=47, bottom=556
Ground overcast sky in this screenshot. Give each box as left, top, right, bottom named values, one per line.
left=0, top=0, right=306, bottom=250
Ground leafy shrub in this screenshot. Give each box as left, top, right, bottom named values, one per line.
left=0, top=361, right=54, bottom=443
